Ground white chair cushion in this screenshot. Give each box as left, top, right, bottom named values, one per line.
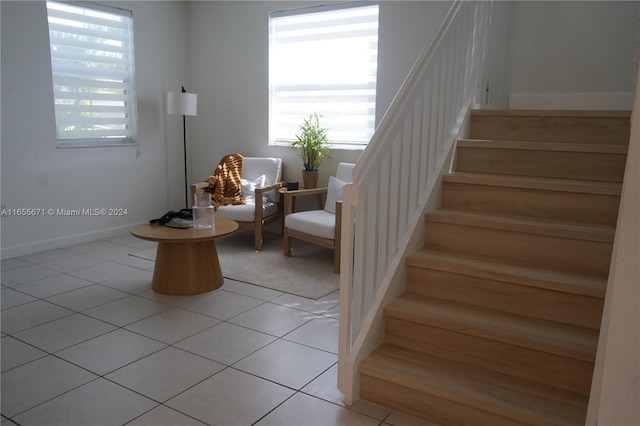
left=241, top=175, right=268, bottom=204
left=215, top=201, right=278, bottom=223
left=335, top=162, right=355, bottom=183
left=285, top=210, right=335, bottom=240
left=324, top=176, right=347, bottom=214
left=243, top=157, right=282, bottom=203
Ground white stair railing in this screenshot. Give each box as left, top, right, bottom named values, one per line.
left=338, top=0, right=510, bottom=403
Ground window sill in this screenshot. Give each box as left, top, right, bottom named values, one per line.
left=270, top=141, right=367, bottom=151
left=56, top=140, right=138, bottom=149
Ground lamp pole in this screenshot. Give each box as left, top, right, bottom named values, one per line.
left=181, top=87, right=188, bottom=210
left=167, top=86, right=198, bottom=211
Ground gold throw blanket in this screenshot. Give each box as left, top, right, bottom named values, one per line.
left=205, top=154, right=245, bottom=209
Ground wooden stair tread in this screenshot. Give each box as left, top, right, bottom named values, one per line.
left=457, top=139, right=629, bottom=154
left=385, top=295, right=598, bottom=361
left=407, top=248, right=606, bottom=298
left=443, top=171, right=622, bottom=195
left=360, top=344, right=588, bottom=425
left=426, top=208, right=615, bottom=243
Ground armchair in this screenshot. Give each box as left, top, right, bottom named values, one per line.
left=191, top=157, right=283, bottom=251
left=283, top=162, right=355, bottom=273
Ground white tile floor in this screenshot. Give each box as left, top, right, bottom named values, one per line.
left=1, top=232, right=431, bottom=426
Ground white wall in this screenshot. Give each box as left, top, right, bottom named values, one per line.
left=376, top=1, right=452, bottom=123
left=4, top=0, right=635, bottom=257
left=1, top=1, right=191, bottom=258
left=186, top=1, right=452, bottom=188
left=507, top=1, right=637, bottom=109
left=1, top=0, right=452, bottom=257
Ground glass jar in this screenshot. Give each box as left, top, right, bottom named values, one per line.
left=193, top=191, right=215, bottom=229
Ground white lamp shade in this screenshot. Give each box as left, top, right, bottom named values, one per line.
left=167, top=91, right=198, bottom=116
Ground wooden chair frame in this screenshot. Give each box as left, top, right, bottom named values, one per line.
left=283, top=187, right=342, bottom=273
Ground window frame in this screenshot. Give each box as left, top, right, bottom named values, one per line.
left=268, top=1, right=379, bottom=150
left=46, top=0, right=138, bottom=148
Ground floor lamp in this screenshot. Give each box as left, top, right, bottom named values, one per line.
left=167, top=87, right=198, bottom=210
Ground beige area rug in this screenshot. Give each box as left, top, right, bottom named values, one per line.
left=130, top=230, right=339, bottom=300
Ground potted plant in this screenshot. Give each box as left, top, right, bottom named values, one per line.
left=290, top=112, right=331, bottom=188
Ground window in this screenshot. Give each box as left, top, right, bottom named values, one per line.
left=269, top=2, right=379, bottom=148
left=46, top=1, right=137, bottom=147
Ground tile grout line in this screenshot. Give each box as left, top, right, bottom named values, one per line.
left=1, top=237, right=405, bottom=426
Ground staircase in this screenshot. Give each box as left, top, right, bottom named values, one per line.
left=358, top=110, right=630, bottom=425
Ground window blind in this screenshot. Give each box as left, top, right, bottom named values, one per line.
left=46, top=1, right=137, bottom=145
left=269, top=2, right=379, bottom=146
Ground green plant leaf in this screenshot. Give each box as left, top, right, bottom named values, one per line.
left=290, top=112, right=331, bottom=171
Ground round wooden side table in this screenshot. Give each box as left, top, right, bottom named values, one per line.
left=130, top=218, right=239, bottom=295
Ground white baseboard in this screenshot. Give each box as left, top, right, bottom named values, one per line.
left=1, top=223, right=138, bottom=259
left=509, top=92, right=633, bottom=110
